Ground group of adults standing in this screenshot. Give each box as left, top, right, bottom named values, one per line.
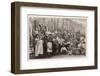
left=30, top=26, right=86, bottom=58
left=32, top=32, right=63, bottom=58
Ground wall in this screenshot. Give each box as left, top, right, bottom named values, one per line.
left=0, top=0, right=100, bottom=76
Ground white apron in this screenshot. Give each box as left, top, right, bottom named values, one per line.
left=47, top=42, right=52, bottom=53
left=35, top=39, right=43, bottom=56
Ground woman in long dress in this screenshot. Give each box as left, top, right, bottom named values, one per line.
left=47, top=35, right=53, bottom=57
left=43, top=35, right=48, bottom=57
left=35, top=35, right=44, bottom=57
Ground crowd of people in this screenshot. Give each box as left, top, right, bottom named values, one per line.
left=29, top=25, right=86, bottom=59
